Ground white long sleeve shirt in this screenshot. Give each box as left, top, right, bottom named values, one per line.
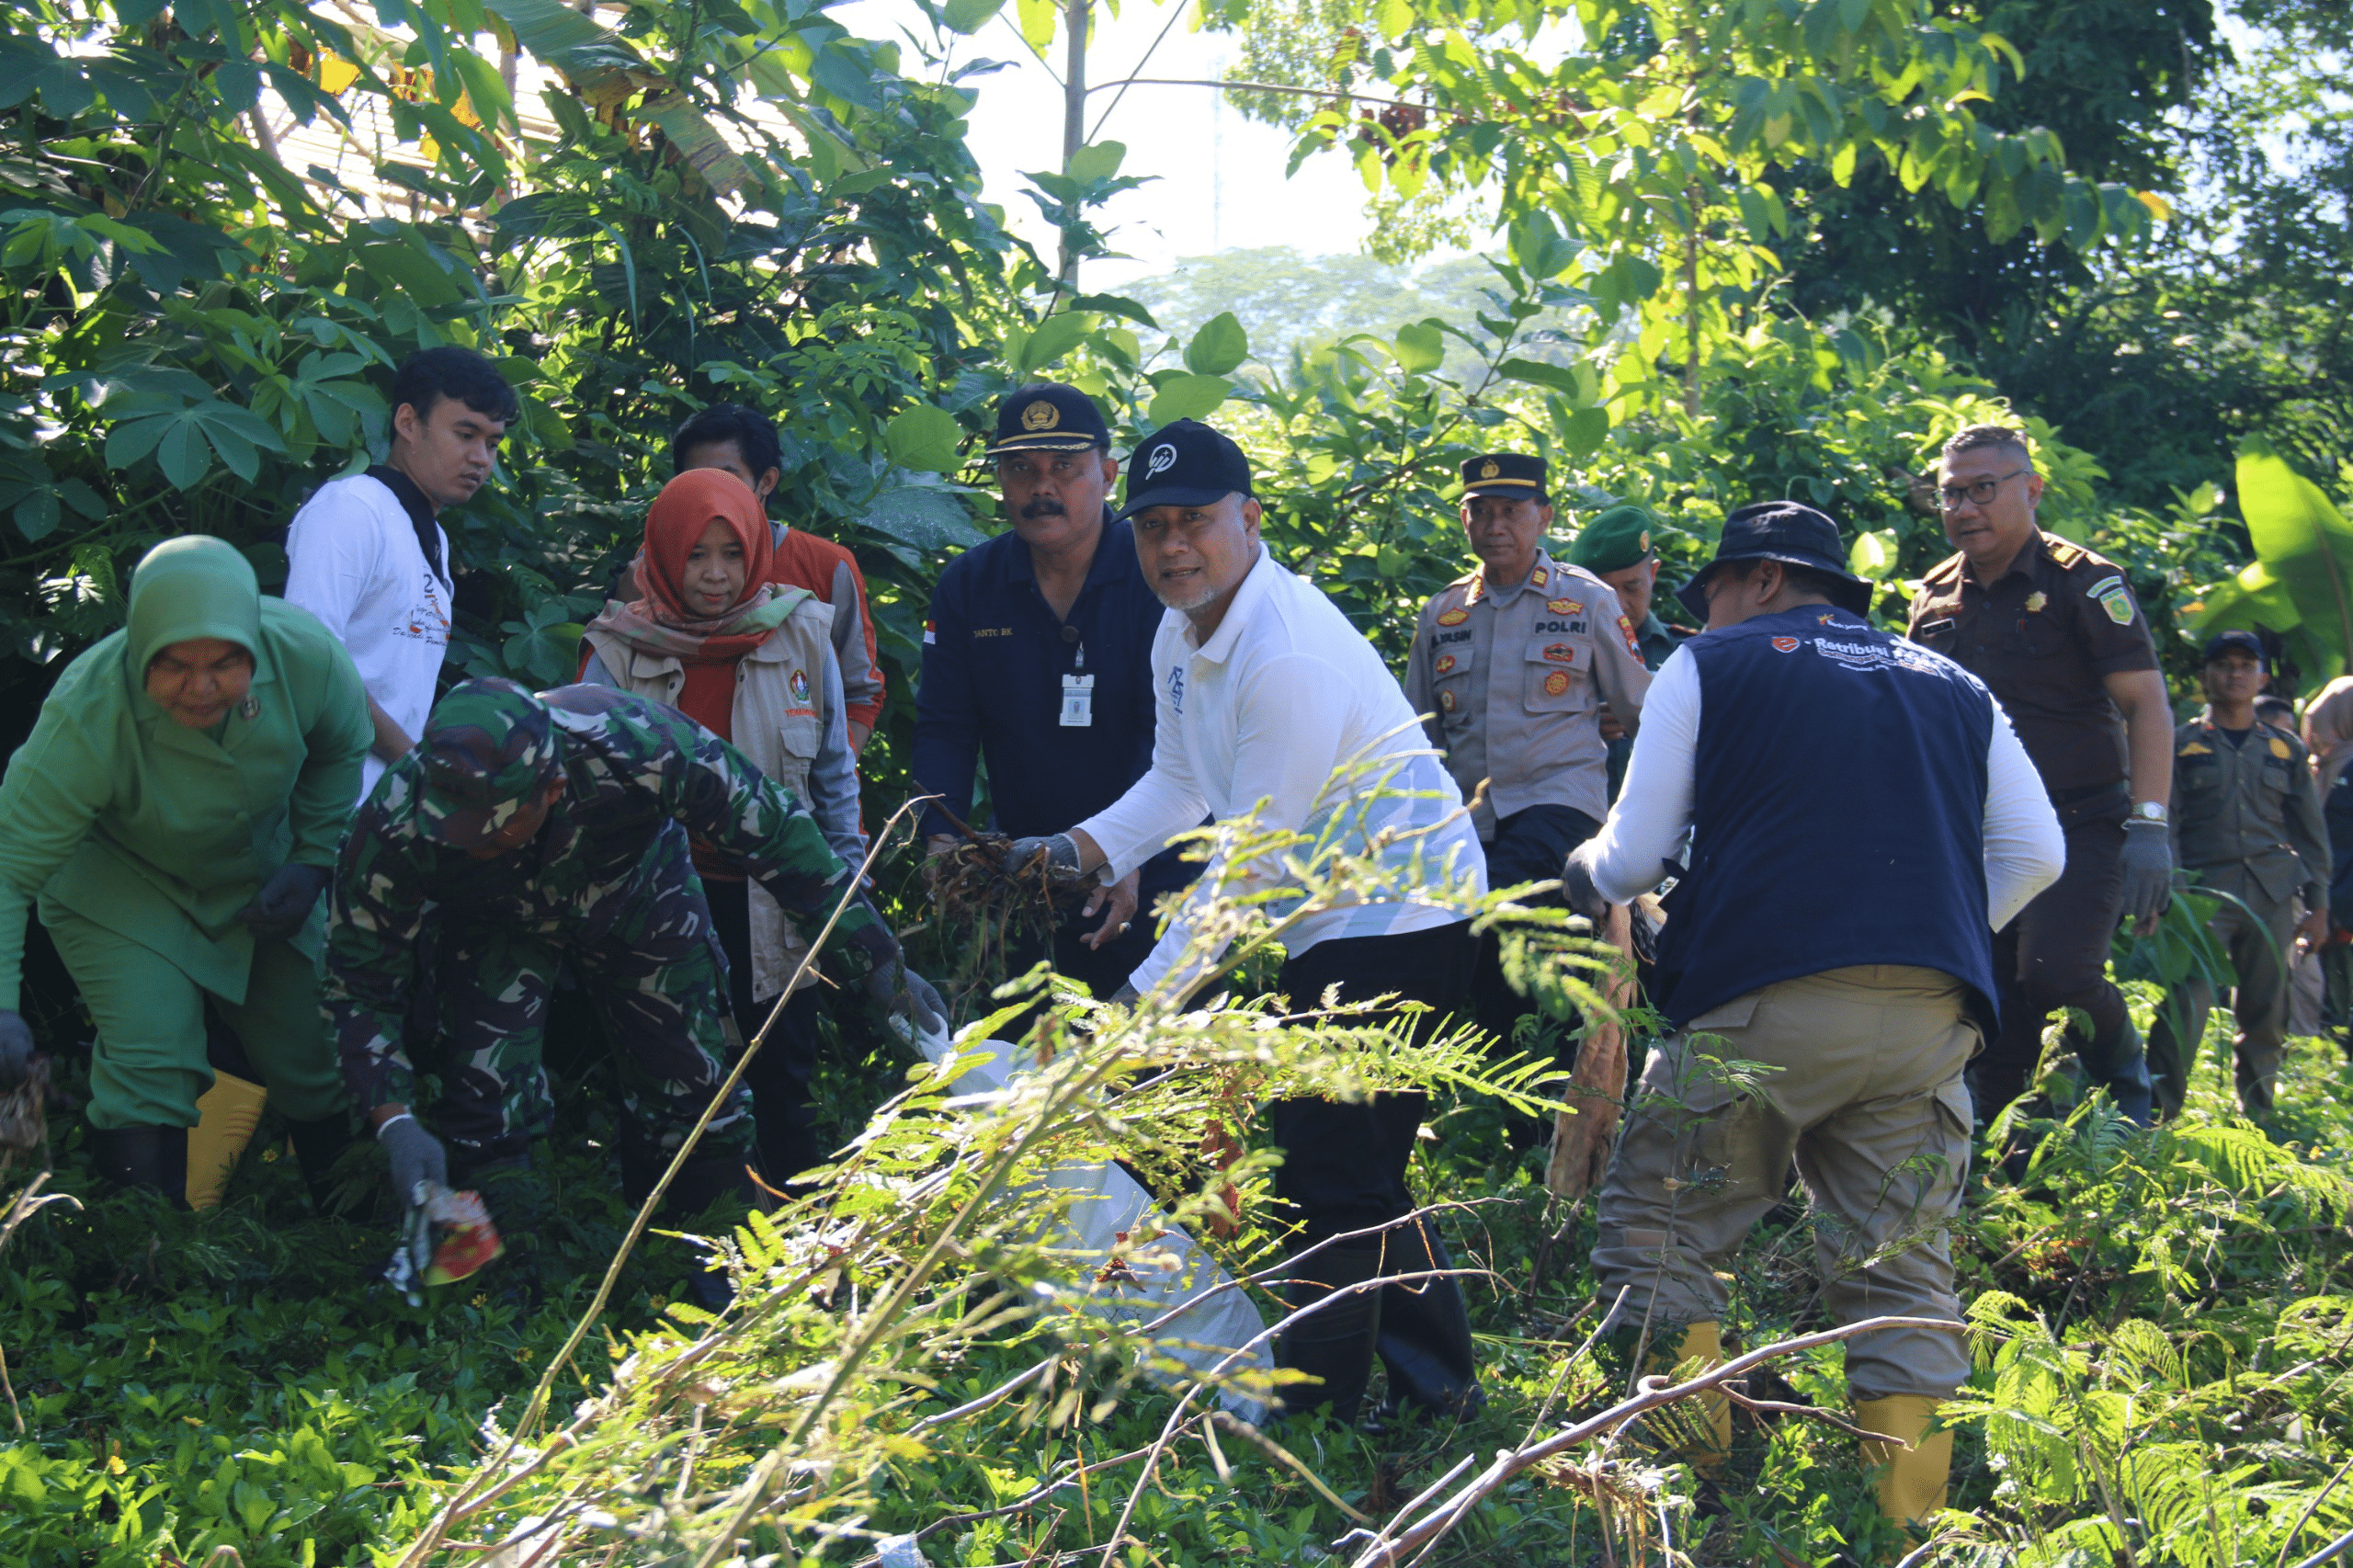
left=1077, top=547, right=1487, bottom=996
left=283, top=473, right=452, bottom=805
left=1587, top=642, right=2063, bottom=928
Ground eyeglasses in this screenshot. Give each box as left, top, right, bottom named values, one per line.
left=1938, top=468, right=2031, bottom=509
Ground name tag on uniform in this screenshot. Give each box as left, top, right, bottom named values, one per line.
left=1060, top=673, right=1096, bottom=727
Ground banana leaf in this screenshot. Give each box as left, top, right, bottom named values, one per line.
left=2232, top=438, right=2353, bottom=679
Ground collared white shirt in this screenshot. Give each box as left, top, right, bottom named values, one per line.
left=1079, top=546, right=1486, bottom=996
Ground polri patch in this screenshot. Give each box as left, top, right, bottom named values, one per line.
left=1438, top=608, right=1470, bottom=627
left=1547, top=597, right=1584, bottom=616
left=1542, top=642, right=1577, bottom=664
left=1542, top=669, right=1571, bottom=697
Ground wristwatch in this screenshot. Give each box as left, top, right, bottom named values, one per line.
left=2131, top=801, right=2168, bottom=824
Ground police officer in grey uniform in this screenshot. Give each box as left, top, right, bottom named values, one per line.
left=1404, top=452, right=1652, bottom=1046
left=2148, top=631, right=2331, bottom=1116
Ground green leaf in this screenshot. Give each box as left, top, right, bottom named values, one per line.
left=1498, top=358, right=1583, bottom=396
left=859, top=485, right=984, bottom=550
left=2234, top=440, right=2353, bottom=673
left=882, top=405, right=965, bottom=473
left=12, top=488, right=57, bottom=543
left=1017, top=312, right=1094, bottom=375
left=1146, top=374, right=1230, bottom=425
left=1065, top=141, right=1126, bottom=185
left=1392, top=322, right=1444, bottom=375
left=1183, top=312, right=1248, bottom=377
left=942, top=0, right=1006, bottom=32
left=1015, top=0, right=1057, bottom=52
left=1560, top=405, right=1608, bottom=462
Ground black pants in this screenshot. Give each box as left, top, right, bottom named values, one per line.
left=706, top=878, right=830, bottom=1184
left=1973, top=798, right=2143, bottom=1121
left=1269, top=920, right=1480, bottom=1246
left=1473, top=805, right=1600, bottom=1051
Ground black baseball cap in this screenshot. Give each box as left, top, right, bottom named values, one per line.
left=1461, top=451, right=1548, bottom=503
left=2204, top=629, right=2269, bottom=669
left=1116, top=419, right=1254, bottom=520
left=986, top=382, right=1110, bottom=456
left=1675, top=500, right=1875, bottom=621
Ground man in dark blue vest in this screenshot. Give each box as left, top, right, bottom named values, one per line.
left=1561, top=503, right=2063, bottom=1531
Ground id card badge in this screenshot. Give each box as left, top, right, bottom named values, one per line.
left=1060, top=673, right=1096, bottom=727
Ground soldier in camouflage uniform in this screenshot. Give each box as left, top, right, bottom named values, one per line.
left=324, top=677, right=941, bottom=1234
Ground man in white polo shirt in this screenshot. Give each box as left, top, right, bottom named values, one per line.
left=1008, top=418, right=1489, bottom=1429
left=285, top=347, right=517, bottom=804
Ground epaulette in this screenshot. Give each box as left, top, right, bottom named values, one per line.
left=2041, top=533, right=2119, bottom=573
left=1918, top=552, right=1965, bottom=585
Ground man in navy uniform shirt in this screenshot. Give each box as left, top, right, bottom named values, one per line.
left=913, top=383, right=1189, bottom=997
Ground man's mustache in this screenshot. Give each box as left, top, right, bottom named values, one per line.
left=1020, top=496, right=1067, bottom=520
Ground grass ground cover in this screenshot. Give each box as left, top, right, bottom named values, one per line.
left=4, top=976, right=2352, bottom=1566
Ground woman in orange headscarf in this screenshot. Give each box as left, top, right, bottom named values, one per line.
left=582, top=468, right=864, bottom=1188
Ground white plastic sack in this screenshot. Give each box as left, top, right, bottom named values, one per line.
left=907, top=1020, right=1274, bottom=1424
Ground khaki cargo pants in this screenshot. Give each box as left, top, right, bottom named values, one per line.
left=1591, top=964, right=1977, bottom=1401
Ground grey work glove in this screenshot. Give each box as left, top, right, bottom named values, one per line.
left=377, top=1113, right=448, bottom=1204
left=0, top=1010, right=33, bottom=1091
left=1562, top=840, right=1610, bottom=924
left=239, top=863, right=333, bottom=943
left=866, top=963, right=947, bottom=1037
left=1007, top=833, right=1086, bottom=881
left=2119, top=819, right=2174, bottom=927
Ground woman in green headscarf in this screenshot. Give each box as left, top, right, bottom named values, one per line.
left=0, top=536, right=373, bottom=1203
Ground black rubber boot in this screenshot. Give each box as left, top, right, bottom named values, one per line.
left=282, top=1115, right=357, bottom=1213
left=1373, top=1219, right=1483, bottom=1422
left=88, top=1125, right=191, bottom=1208
left=1275, top=1242, right=1386, bottom=1426
left=621, top=1144, right=754, bottom=1311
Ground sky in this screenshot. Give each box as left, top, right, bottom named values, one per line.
left=829, top=0, right=1386, bottom=290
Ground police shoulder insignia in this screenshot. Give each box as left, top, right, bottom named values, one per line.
left=1618, top=614, right=1641, bottom=655
left=2271, top=735, right=2294, bottom=759
left=1542, top=669, right=1571, bottom=697
left=1771, top=636, right=1800, bottom=653
left=2046, top=538, right=2086, bottom=566
left=1437, top=607, right=1470, bottom=627
left=1547, top=597, right=1585, bottom=616
left=1531, top=566, right=1549, bottom=588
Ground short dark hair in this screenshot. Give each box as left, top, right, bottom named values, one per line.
left=1942, top=423, right=2032, bottom=465
left=672, top=403, right=783, bottom=481
left=391, top=347, right=519, bottom=427
left=1715, top=555, right=1847, bottom=603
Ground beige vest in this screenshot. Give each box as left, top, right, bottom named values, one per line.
left=585, top=592, right=836, bottom=999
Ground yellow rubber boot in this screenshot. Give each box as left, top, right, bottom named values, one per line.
left=1648, top=1321, right=1733, bottom=1477
left=186, top=1072, right=267, bottom=1210
left=1854, top=1393, right=1951, bottom=1527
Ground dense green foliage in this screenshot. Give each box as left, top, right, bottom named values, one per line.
left=4, top=0, right=2353, bottom=1561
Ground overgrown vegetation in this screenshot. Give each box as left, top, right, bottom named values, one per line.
left=6, top=0, right=2353, bottom=1560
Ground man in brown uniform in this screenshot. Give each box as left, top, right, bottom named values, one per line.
left=1404, top=453, right=1652, bottom=1047
left=1907, top=425, right=2169, bottom=1126
left=2148, top=631, right=2329, bottom=1116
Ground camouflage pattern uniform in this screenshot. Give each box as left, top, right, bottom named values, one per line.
left=324, top=680, right=895, bottom=1171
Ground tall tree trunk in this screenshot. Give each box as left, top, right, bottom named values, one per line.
left=1058, top=0, right=1086, bottom=290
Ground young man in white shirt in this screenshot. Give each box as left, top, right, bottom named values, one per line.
left=1008, top=419, right=1489, bottom=1429
left=284, top=347, right=516, bottom=805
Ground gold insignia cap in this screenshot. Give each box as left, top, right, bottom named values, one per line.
left=986, top=381, right=1109, bottom=456
left=1460, top=451, right=1547, bottom=501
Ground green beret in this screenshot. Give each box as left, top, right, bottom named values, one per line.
left=1567, top=504, right=1658, bottom=574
